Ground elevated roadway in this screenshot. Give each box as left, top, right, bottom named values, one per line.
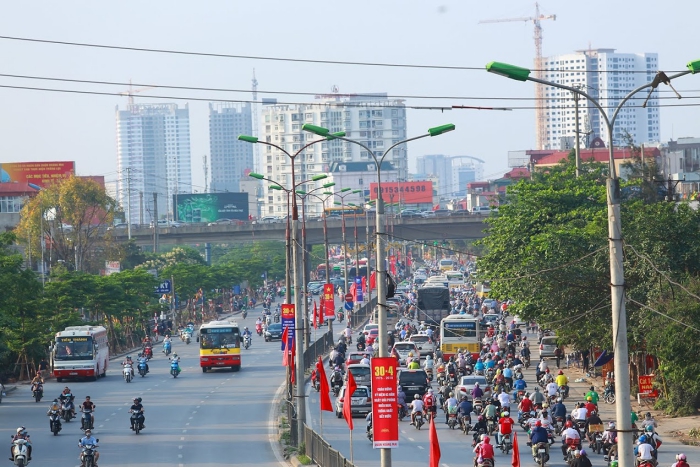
left=112, top=216, right=489, bottom=248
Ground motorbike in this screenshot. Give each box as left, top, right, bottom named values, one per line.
left=523, top=355, right=531, bottom=369
left=32, top=383, right=43, bottom=403
left=473, top=399, right=483, bottom=415
left=366, top=423, right=373, bottom=442
left=170, top=360, right=181, bottom=378
left=564, top=444, right=580, bottom=466
left=130, top=411, right=145, bottom=434
left=244, top=335, right=251, bottom=350
left=485, top=368, right=495, bottom=383
left=437, top=370, right=447, bottom=387
left=80, top=441, right=98, bottom=467
left=274, top=312, right=280, bottom=323
left=476, top=456, right=494, bottom=467
left=138, top=361, right=148, bottom=377
left=337, top=311, right=344, bottom=323
left=592, top=431, right=604, bottom=454
left=256, top=324, right=263, bottom=336
left=123, top=364, right=133, bottom=383
left=184, top=332, right=192, bottom=345
left=446, top=406, right=459, bottom=429
left=398, top=403, right=407, bottom=422
left=81, top=409, right=94, bottom=431
left=534, top=442, right=549, bottom=467
left=554, top=416, right=565, bottom=435
left=558, top=384, right=569, bottom=399
left=61, top=397, right=75, bottom=422
left=499, top=433, right=512, bottom=454
left=459, top=415, right=472, bottom=435
left=426, top=368, right=434, bottom=382
left=242, top=310, right=248, bottom=319
left=519, top=411, right=533, bottom=430
left=414, top=411, right=425, bottom=430
left=163, top=341, right=171, bottom=356
left=487, top=417, right=497, bottom=436
left=11, top=438, right=29, bottom=467
left=603, top=383, right=616, bottom=404
left=143, top=346, right=153, bottom=359
left=49, top=408, right=62, bottom=435
left=331, top=380, right=342, bottom=397
left=311, top=376, right=320, bottom=392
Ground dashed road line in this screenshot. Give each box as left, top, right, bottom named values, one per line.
left=417, top=446, right=424, bottom=450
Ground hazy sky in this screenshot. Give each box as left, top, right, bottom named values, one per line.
left=1, top=0, right=699, bottom=194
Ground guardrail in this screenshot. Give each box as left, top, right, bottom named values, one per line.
left=304, top=423, right=356, bottom=467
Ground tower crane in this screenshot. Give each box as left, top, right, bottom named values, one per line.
left=119, top=79, right=156, bottom=107
left=480, top=3, right=556, bottom=150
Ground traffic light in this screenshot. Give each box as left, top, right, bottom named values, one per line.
left=433, top=241, right=438, bottom=247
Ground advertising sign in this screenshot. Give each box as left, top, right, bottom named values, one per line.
left=371, top=357, right=399, bottom=448
left=104, top=261, right=121, bottom=276
left=638, top=375, right=655, bottom=394
left=355, top=276, right=363, bottom=302
left=173, top=192, right=249, bottom=223
left=369, top=181, right=433, bottom=204
left=323, top=284, right=336, bottom=319
left=0, top=161, right=75, bottom=188
left=281, top=304, right=295, bottom=351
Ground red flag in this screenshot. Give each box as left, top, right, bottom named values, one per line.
left=316, top=357, right=333, bottom=412
left=281, top=326, right=289, bottom=366
left=511, top=430, right=520, bottom=467
left=350, top=282, right=357, bottom=301
left=313, top=301, right=318, bottom=330
left=319, top=300, right=324, bottom=326
left=369, top=271, right=376, bottom=291
left=290, top=339, right=296, bottom=384
left=342, top=370, right=357, bottom=430
left=429, top=415, right=441, bottom=467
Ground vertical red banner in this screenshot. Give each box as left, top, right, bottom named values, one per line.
left=281, top=304, right=295, bottom=352
left=323, top=283, right=336, bottom=319
left=371, top=357, right=399, bottom=448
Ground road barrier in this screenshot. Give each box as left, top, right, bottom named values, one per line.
left=303, top=423, right=356, bottom=467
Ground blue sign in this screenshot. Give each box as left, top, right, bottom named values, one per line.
left=355, top=276, right=363, bottom=302
left=233, top=285, right=241, bottom=295
left=344, top=301, right=353, bottom=311
left=155, top=280, right=172, bottom=294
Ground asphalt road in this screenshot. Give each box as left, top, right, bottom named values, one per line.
left=0, top=312, right=288, bottom=467
left=307, top=327, right=700, bottom=467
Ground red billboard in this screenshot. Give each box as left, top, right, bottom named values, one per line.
left=371, top=357, right=399, bottom=448
left=369, top=181, right=433, bottom=204
left=323, top=284, right=336, bottom=319
left=0, top=161, right=75, bottom=188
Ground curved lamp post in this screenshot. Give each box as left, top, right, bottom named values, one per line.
left=333, top=188, right=363, bottom=297
left=486, top=59, right=700, bottom=467
left=303, top=122, right=455, bottom=467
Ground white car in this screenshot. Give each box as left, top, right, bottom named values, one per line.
left=407, top=333, right=436, bottom=357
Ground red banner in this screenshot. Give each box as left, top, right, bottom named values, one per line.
left=0, top=161, right=75, bottom=188
left=323, top=284, right=335, bottom=319
left=371, top=357, right=399, bottom=448
left=369, top=181, right=433, bottom=204
left=638, top=375, right=655, bottom=394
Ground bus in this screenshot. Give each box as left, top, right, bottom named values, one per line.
left=324, top=205, right=364, bottom=217
left=439, top=315, right=482, bottom=360
left=199, top=320, right=241, bottom=372
left=53, top=326, right=109, bottom=382
left=438, top=258, right=454, bottom=271
left=445, top=270, right=465, bottom=289
left=475, top=281, right=491, bottom=298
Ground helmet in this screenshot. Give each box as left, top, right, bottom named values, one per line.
left=474, top=382, right=480, bottom=388
left=645, top=412, right=652, bottom=418
left=84, top=429, right=92, bottom=434
left=534, top=387, right=540, bottom=392
left=414, top=394, right=420, bottom=400
left=477, top=415, right=484, bottom=422
left=638, top=435, right=648, bottom=444
left=245, top=327, right=248, bottom=331
left=482, top=435, right=491, bottom=444
left=523, top=336, right=527, bottom=340
left=461, top=395, right=467, bottom=401
left=590, top=386, right=595, bottom=391
left=590, top=410, right=596, bottom=416
left=579, top=449, right=587, bottom=456
left=610, top=461, right=619, bottom=467
left=16, top=427, right=24, bottom=435
left=558, top=370, right=563, bottom=375
left=556, top=397, right=562, bottom=402
left=173, top=353, right=178, bottom=358
left=574, top=450, right=581, bottom=457
left=535, top=420, right=542, bottom=427
left=138, top=353, right=142, bottom=357
left=449, top=392, right=454, bottom=397
left=543, top=403, right=549, bottom=408
left=428, top=389, right=434, bottom=394
left=609, top=422, right=616, bottom=428
left=677, top=454, right=687, bottom=461
left=408, top=352, right=414, bottom=357
left=517, top=374, right=524, bottom=380
left=503, top=411, right=509, bottom=417
left=645, top=425, right=654, bottom=432
left=565, top=421, right=573, bottom=428
left=133, top=397, right=139, bottom=402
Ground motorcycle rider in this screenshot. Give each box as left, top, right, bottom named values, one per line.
left=365, top=411, right=372, bottom=436
left=530, top=420, right=550, bottom=459
left=397, top=386, right=408, bottom=416
left=424, top=354, right=435, bottom=378
left=9, top=426, right=31, bottom=462
left=496, top=410, right=515, bottom=447
left=584, top=409, right=603, bottom=446
left=407, top=355, right=421, bottom=370
left=471, top=416, right=489, bottom=445
left=444, top=391, right=459, bottom=424
left=457, top=395, right=473, bottom=427
left=30, top=371, right=44, bottom=394
left=47, top=399, right=62, bottom=421
left=330, top=366, right=344, bottom=391
left=137, top=353, right=149, bottom=374
left=551, top=397, right=567, bottom=429
left=572, top=449, right=593, bottom=467
left=473, top=434, right=495, bottom=467
left=482, top=399, right=499, bottom=428
left=671, top=454, right=689, bottom=467
left=78, top=429, right=99, bottom=467
left=343, top=324, right=352, bottom=344
left=80, top=396, right=96, bottom=429
left=561, top=421, right=582, bottom=460
left=170, top=353, right=181, bottom=374
left=635, top=435, right=657, bottom=466
left=129, top=397, right=145, bottom=430
left=529, top=387, right=546, bottom=407
left=410, top=393, right=425, bottom=426
left=423, top=389, right=437, bottom=421
left=242, top=327, right=252, bottom=346
left=471, top=382, right=484, bottom=400
left=584, top=386, right=599, bottom=405
left=59, top=386, right=76, bottom=418
left=122, top=355, right=135, bottom=377
left=641, top=412, right=658, bottom=430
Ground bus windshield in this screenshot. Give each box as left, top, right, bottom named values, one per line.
left=55, top=337, right=94, bottom=360
left=442, top=320, right=477, bottom=339
left=439, top=259, right=453, bottom=270
left=200, top=328, right=240, bottom=350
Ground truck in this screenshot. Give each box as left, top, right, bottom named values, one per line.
left=416, top=286, right=451, bottom=325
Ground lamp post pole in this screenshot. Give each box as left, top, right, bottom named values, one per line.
left=486, top=60, right=700, bottom=467
left=303, top=123, right=456, bottom=467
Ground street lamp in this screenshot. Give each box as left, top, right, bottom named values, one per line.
left=303, top=122, right=455, bottom=467
left=333, top=188, right=362, bottom=298
left=242, top=132, right=340, bottom=443
left=486, top=58, right=700, bottom=467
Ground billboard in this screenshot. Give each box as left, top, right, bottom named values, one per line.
left=0, top=161, right=75, bottom=188
left=173, top=192, right=249, bottom=223
left=371, top=357, right=399, bottom=448
left=369, top=181, right=433, bottom=204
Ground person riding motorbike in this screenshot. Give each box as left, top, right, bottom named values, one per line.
left=529, top=387, right=546, bottom=406
left=410, top=394, right=425, bottom=426
left=78, top=429, right=99, bottom=467
left=30, top=372, right=44, bottom=394
left=482, top=399, right=499, bottom=426
left=496, top=410, right=515, bottom=447
left=9, top=427, right=31, bottom=462
left=170, top=353, right=181, bottom=373
left=80, top=396, right=96, bottom=428
left=671, top=453, right=689, bottom=467
left=641, top=412, right=658, bottom=430
left=472, top=416, right=489, bottom=445
left=584, top=386, right=599, bottom=405
left=424, top=354, right=435, bottom=377
left=423, top=389, right=437, bottom=420
left=473, top=434, right=495, bottom=467
left=471, top=382, right=485, bottom=400
left=59, top=386, right=76, bottom=418
left=561, top=421, right=582, bottom=459
left=122, top=356, right=135, bottom=377
left=530, top=420, right=550, bottom=459
left=242, top=327, right=252, bottom=346
left=407, top=355, right=421, bottom=370
left=330, top=366, right=344, bottom=390
left=573, top=449, right=593, bottom=467
left=601, top=422, right=617, bottom=455
left=397, top=387, right=408, bottom=415
left=635, top=435, right=657, bottom=466
left=444, top=391, right=459, bottom=424
left=584, top=410, right=603, bottom=445
left=129, top=397, right=145, bottom=430
left=458, top=395, right=473, bottom=426
left=136, top=353, right=149, bottom=374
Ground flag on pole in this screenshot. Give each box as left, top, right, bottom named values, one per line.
left=316, top=357, right=333, bottom=412
left=319, top=300, right=324, bottom=326
left=429, top=416, right=441, bottom=467
left=281, top=326, right=289, bottom=366
left=350, top=282, right=357, bottom=301
left=289, top=339, right=296, bottom=384
left=313, top=301, right=318, bottom=329
left=342, top=370, right=357, bottom=430
left=511, top=430, right=521, bottom=467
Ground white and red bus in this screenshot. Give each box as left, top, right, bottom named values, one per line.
left=53, top=325, right=109, bottom=382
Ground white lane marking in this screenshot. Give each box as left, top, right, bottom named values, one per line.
left=196, top=406, right=200, bottom=409
left=180, top=437, right=185, bottom=441
left=147, top=388, right=152, bottom=391
left=417, top=446, right=424, bottom=450
left=98, top=425, right=104, bottom=428
left=182, top=430, right=187, bottom=433
left=105, top=419, right=110, bottom=422
left=185, top=422, right=190, bottom=426
left=192, top=411, right=197, bottom=414
left=408, top=437, right=415, bottom=442
left=442, top=464, right=451, bottom=467
left=200, top=401, right=204, bottom=404
left=188, top=417, right=193, bottom=420
left=401, top=430, right=407, bottom=434
left=205, top=396, right=209, bottom=398
left=178, top=445, right=183, bottom=449
left=210, top=391, right=215, bottom=393
left=111, top=413, right=116, bottom=416
left=178, top=454, right=183, bottom=459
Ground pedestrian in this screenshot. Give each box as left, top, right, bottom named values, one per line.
left=554, top=347, right=563, bottom=369
left=38, top=358, right=49, bottom=379
left=581, top=350, right=590, bottom=373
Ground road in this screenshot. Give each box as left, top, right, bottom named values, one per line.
left=307, top=327, right=700, bottom=467
left=0, top=313, right=288, bottom=467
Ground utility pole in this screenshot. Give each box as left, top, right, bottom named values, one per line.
left=139, top=192, right=144, bottom=227
left=203, top=154, right=209, bottom=193
left=573, top=91, right=581, bottom=178
left=153, top=192, right=159, bottom=253
left=126, top=167, right=132, bottom=239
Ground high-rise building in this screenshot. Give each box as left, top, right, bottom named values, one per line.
left=116, top=103, right=192, bottom=225
left=417, top=155, right=483, bottom=198
left=259, top=93, right=407, bottom=216
left=209, top=103, right=254, bottom=193
left=542, top=48, right=659, bottom=149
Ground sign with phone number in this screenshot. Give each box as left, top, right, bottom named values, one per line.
left=371, top=357, right=399, bottom=448
left=369, top=181, right=433, bottom=204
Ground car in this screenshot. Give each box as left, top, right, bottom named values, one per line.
left=421, top=211, right=436, bottom=218
left=433, top=209, right=451, bottom=217
left=307, top=281, right=324, bottom=295
left=482, top=313, right=500, bottom=327
left=345, top=364, right=371, bottom=387
left=346, top=351, right=370, bottom=366
left=107, top=222, right=129, bottom=231
left=391, top=342, right=420, bottom=366
left=362, top=324, right=379, bottom=336
left=482, top=299, right=498, bottom=310
left=407, top=333, right=436, bottom=357
left=455, top=375, right=492, bottom=400
left=509, top=314, right=526, bottom=328
left=539, top=336, right=560, bottom=358
left=449, top=210, right=471, bottom=217
left=335, top=385, right=372, bottom=418
left=397, top=369, right=430, bottom=400
left=207, top=218, right=238, bottom=226
left=367, top=329, right=379, bottom=341
left=256, top=216, right=281, bottom=224
left=264, top=323, right=283, bottom=342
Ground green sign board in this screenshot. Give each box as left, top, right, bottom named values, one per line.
left=173, top=192, right=249, bottom=223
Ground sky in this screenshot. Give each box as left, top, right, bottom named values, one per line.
left=1, top=0, right=699, bottom=194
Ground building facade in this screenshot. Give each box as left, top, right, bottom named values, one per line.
left=209, top=103, right=254, bottom=193
left=258, top=93, right=407, bottom=216
left=116, top=103, right=192, bottom=225
left=542, top=48, right=660, bottom=150
left=417, top=154, right=483, bottom=198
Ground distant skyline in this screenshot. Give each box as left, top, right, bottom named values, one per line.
left=0, top=1, right=698, bottom=195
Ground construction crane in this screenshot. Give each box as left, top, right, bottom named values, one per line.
left=480, top=3, right=556, bottom=150
left=119, top=79, right=155, bottom=107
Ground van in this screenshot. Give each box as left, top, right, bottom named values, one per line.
left=345, top=364, right=371, bottom=387
left=540, top=336, right=559, bottom=358
left=471, top=206, right=495, bottom=215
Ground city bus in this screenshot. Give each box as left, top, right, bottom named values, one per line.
left=53, top=326, right=109, bottom=382
left=324, top=205, right=364, bottom=217
left=438, top=258, right=454, bottom=271
left=445, top=270, right=465, bottom=289
left=439, top=315, right=482, bottom=360
left=199, top=320, right=241, bottom=372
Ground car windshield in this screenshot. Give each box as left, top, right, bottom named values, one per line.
left=410, top=335, right=430, bottom=343
left=347, top=387, right=369, bottom=398
left=460, top=376, right=486, bottom=386
left=348, top=353, right=367, bottom=360
left=349, top=366, right=370, bottom=376
left=399, top=372, right=427, bottom=384
left=393, top=344, right=415, bottom=352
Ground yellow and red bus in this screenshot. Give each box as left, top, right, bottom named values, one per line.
left=199, top=320, right=241, bottom=372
